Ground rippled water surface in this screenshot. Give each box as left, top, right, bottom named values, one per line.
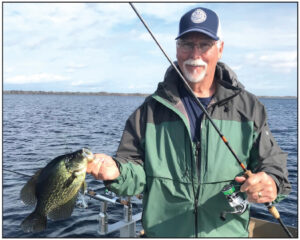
left=3, top=94, right=297, bottom=237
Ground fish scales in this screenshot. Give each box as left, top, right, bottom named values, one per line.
left=36, top=159, right=84, bottom=215
left=20, top=148, right=94, bottom=233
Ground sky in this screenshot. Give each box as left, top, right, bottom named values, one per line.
left=3, top=2, right=298, bottom=96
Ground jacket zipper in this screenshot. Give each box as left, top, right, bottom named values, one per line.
left=193, top=111, right=207, bottom=237
left=194, top=141, right=201, bottom=237
left=195, top=141, right=201, bottom=182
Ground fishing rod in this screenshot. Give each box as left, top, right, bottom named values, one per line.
left=3, top=168, right=32, bottom=178
left=128, top=3, right=293, bottom=238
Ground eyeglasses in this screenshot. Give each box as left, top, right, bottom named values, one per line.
left=177, top=40, right=216, bottom=54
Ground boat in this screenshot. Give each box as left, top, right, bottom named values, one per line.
left=249, top=217, right=297, bottom=238
left=87, top=190, right=298, bottom=238
left=138, top=218, right=298, bottom=238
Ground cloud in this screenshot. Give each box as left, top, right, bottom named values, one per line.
left=5, top=73, right=70, bottom=84
left=128, top=83, right=155, bottom=91
left=3, top=3, right=297, bottom=96
left=84, top=3, right=136, bottom=33
left=138, top=32, right=174, bottom=43
left=71, top=80, right=97, bottom=87
left=3, top=3, right=113, bottom=49
left=260, top=51, right=297, bottom=73
left=259, top=51, right=296, bottom=63
left=25, top=36, right=57, bottom=50
left=45, top=4, right=87, bottom=24
left=225, top=27, right=296, bottom=50
left=67, top=63, right=87, bottom=68
left=66, top=63, right=87, bottom=72
left=138, top=32, right=153, bottom=42
left=244, top=50, right=297, bottom=73
left=247, top=81, right=288, bottom=91
left=230, top=65, right=243, bottom=71
left=4, top=67, right=14, bottom=73
left=135, top=3, right=196, bottom=22
left=270, top=62, right=297, bottom=69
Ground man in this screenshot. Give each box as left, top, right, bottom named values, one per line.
left=87, top=7, right=291, bottom=237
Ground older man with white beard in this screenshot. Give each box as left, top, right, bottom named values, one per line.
left=176, top=33, right=223, bottom=97
left=87, top=7, right=291, bottom=237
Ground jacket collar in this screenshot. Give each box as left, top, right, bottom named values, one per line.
left=212, top=62, right=244, bottom=106
left=155, top=62, right=182, bottom=105
left=155, top=61, right=244, bottom=106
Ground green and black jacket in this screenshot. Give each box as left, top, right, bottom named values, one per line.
left=106, top=62, right=291, bottom=237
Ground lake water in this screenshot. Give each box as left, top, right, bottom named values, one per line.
left=3, top=94, right=297, bottom=237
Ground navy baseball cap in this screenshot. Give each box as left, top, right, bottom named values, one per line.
left=176, top=7, right=221, bottom=40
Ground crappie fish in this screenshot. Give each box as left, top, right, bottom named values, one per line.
left=20, top=148, right=94, bottom=233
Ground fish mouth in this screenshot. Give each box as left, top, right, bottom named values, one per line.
left=74, top=166, right=87, bottom=176
left=82, top=148, right=94, bottom=162
left=70, top=148, right=94, bottom=175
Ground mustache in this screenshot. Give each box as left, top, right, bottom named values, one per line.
left=184, top=59, right=207, bottom=67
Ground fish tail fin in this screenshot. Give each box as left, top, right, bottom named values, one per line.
left=21, top=211, right=47, bottom=233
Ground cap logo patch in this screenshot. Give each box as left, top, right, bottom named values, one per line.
left=191, top=9, right=207, bottom=23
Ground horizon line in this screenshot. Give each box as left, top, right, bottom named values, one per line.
left=3, top=90, right=297, bottom=99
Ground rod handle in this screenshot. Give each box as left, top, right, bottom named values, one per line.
left=243, top=171, right=281, bottom=219
left=267, top=205, right=280, bottom=219
left=244, top=170, right=253, bottom=178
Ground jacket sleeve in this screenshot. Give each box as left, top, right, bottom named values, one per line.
left=249, top=100, right=291, bottom=200
left=104, top=103, right=147, bottom=196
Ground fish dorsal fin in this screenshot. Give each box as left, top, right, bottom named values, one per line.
left=20, top=169, right=43, bottom=206
left=48, top=194, right=78, bottom=220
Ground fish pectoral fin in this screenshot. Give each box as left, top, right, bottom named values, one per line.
left=48, top=194, right=77, bottom=220
left=63, top=174, right=76, bottom=189
left=80, top=181, right=87, bottom=194
left=20, top=169, right=43, bottom=206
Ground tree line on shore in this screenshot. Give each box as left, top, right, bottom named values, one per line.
left=3, top=90, right=149, bottom=97
left=3, top=90, right=296, bottom=99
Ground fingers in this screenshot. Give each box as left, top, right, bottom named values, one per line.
left=239, top=174, right=261, bottom=193
left=86, top=154, right=109, bottom=180
left=86, top=154, right=120, bottom=181
left=235, top=172, right=277, bottom=203
left=98, top=158, right=120, bottom=180
left=234, top=176, right=246, bottom=183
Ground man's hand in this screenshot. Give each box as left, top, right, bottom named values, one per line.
left=235, top=172, right=277, bottom=203
left=86, top=153, right=120, bottom=180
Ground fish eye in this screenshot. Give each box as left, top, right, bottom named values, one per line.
left=65, top=156, right=72, bottom=164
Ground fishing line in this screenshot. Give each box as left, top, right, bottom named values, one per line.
left=3, top=169, right=32, bottom=178
left=129, top=3, right=293, bottom=237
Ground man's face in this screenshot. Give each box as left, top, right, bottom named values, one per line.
left=176, top=32, right=224, bottom=83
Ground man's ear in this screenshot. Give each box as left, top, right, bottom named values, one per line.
left=218, top=41, right=224, bottom=59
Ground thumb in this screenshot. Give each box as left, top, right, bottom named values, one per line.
left=235, top=175, right=246, bottom=183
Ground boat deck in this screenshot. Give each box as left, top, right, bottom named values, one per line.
left=249, top=218, right=298, bottom=238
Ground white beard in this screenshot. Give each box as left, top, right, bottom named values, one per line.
left=183, top=59, right=207, bottom=83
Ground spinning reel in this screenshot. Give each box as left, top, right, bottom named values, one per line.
left=220, top=184, right=248, bottom=221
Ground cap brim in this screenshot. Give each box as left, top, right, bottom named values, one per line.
left=175, top=29, right=219, bottom=40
